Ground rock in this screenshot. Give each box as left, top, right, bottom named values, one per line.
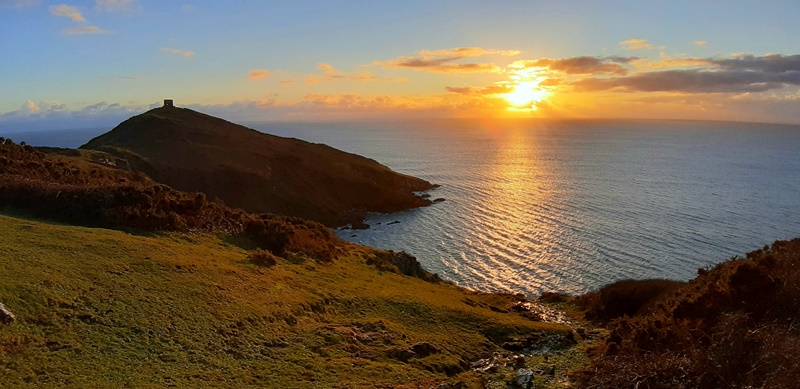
left=350, top=221, right=370, bottom=230
left=501, top=342, right=526, bottom=352
left=387, top=342, right=439, bottom=363
left=433, top=198, right=446, bottom=204
left=509, top=368, right=534, bottom=389
left=387, top=348, right=417, bottom=362
left=411, top=342, right=439, bottom=357
left=365, top=251, right=441, bottom=283
left=0, top=303, right=15, bottom=324
left=513, top=355, right=527, bottom=369
left=470, top=358, right=499, bottom=374
left=538, top=292, right=568, bottom=303
left=387, top=220, right=401, bottom=225
left=490, top=305, right=509, bottom=313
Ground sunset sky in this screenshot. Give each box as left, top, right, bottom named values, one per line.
left=2, top=0, right=800, bottom=130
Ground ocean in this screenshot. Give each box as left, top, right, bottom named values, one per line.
left=5, top=118, right=800, bottom=296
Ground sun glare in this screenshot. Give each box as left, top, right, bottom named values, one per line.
left=503, top=81, right=549, bottom=110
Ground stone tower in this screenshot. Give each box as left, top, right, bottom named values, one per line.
left=164, top=99, right=174, bottom=107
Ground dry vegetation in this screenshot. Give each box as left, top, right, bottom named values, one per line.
left=0, top=137, right=340, bottom=262
left=574, top=240, right=800, bottom=388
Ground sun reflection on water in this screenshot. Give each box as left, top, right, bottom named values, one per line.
left=458, top=124, right=561, bottom=294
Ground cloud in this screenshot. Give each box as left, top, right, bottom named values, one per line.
left=509, top=56, right=635, bottom=75
left=620, top=39, right=654, bottom=50
left=445, top=84, right=513, bottom=95
left=0, top=100, right=154, bottom=132
left=25, top=100, right=40, bottom=113
left=570, top=54, right=800, bottom=94
left=376, top=47, right=518, bottom=74
left=694, top=40, right=707, bottom=46
left=95, top=0, right=134, bottom=11
left=647, top=58, right=712, bottom=68
left=710, top=54, right=800, bottom=73
left=573, top=69, right=800, bottom=94
left=160, top=48, right=195, bottom=57
left=304, top=63, right=400, bottom=84
left=1, top=0, right=39, bottom=7
left=419, top=47, right=520, bottom=57
left=64, top=25, right=109, bottom=34
left=247, top=69, right=270, bottom=80
left=50, top=4, right=86, bottom=22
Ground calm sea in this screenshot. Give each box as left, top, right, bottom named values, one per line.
left=5, top=119, right=800, bottom=296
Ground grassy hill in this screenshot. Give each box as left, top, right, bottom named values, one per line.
left=0, top=213, right=581, bottom=388
left=80, top=106, right=435, bottom=227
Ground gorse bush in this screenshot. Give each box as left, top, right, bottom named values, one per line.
left=575, top=240, right=800, bottom=388
left=576, top=278, right=685, bottom=323
left=0, top=139, right=341, bottom=261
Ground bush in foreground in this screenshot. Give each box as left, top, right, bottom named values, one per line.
left=574, top=240, right=800, bottom=388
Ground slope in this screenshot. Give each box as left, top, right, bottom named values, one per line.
left=0, top=213, right=577, bottom=388
left=80, top=105, right=434, bottom=226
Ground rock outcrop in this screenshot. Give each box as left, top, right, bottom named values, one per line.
left=0, top=303, right=15, bottom=324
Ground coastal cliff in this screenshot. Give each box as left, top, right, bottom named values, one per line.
left=80, top=105, right=435, bottom=227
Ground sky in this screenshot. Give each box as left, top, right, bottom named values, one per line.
left=2, top=0, right=800, bottom=131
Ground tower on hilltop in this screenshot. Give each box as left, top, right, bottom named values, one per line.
left=164, top=99, right=174, bottom=107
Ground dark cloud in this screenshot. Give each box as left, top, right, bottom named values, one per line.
left=511, top=56, right=638, bottom=75
left=710, top=54, right=800, bottom=73
left=573, top=54, right=800, bottom=93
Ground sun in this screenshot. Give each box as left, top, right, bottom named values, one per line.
left=502, top=81, right=549, bottom=109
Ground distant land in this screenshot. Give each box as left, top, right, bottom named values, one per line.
left=80, top=102, right=435, bottom=227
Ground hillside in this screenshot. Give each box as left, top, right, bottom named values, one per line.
left=572, top=239, right=800, bottom=388
left=80, top=105, right=434, bottom=227
left=0, top=215, right=584, bottom=388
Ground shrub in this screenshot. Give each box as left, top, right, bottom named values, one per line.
left=575, top=239, right=800, bottom=388
left=248, top=249, right=279, bottom=267
left=0, top=140, right=344, bottom=263
left=576, top=278, right=685, bottom=322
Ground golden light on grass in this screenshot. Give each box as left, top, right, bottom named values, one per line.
left=502, top=80, right=550, bottom=110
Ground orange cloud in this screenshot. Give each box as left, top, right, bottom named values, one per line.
left=648, top=58, right=712, bottom=69
left=446, top=84, right=513, bottom=95
left=247, top=69, right=270, bottom=80
left=694, top=40, right=707, bottom=46
left=375, top=47, right=517, bottom=74
left=510, top=56, right=634, bottom=75
left=26, top=100, right=40, bottom=113
left=50, top=4, right=86, bottom=22
left=160, top=48, right=194, bottom=57
left=620, top=39, right=654, bottom=50
left=305, top=63, right=399, bottom=84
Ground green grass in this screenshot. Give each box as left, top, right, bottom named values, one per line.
left=0, top=213, right=577, bottom=388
